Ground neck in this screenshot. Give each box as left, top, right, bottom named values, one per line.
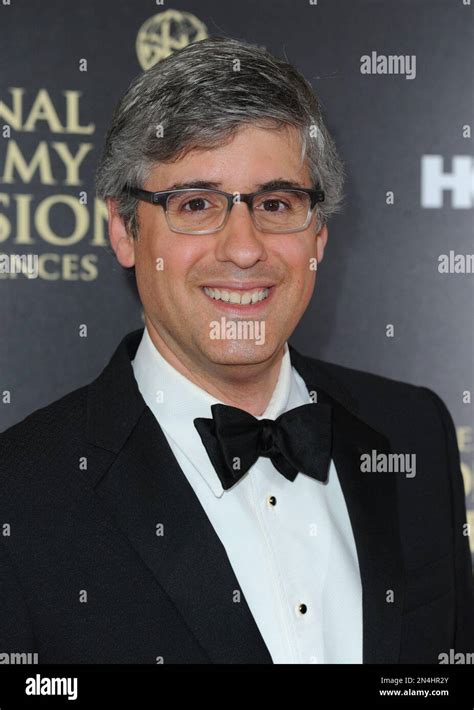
left=144, top=319, right=285, bottom=417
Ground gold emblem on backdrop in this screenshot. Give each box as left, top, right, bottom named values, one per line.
left=457, top=426, right=474, bottom=554
left=136, top=10, right=209, bottom=70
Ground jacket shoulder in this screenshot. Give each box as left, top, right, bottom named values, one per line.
left=312, top=356, right=425, bottom=399
left=0, top=385, right=89, bottom=488
left=301, top=353, right=446, bottom=429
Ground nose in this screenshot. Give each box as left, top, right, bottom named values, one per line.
left=214, top=201, right=268, bottom=268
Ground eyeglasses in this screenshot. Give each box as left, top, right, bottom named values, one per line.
left=123, top=185, right=325, bottom=235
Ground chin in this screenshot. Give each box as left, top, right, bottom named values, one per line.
left=203, top=340, right=277, bottom=366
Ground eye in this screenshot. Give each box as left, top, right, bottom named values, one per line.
left=254, top=192, right=295, bottom=213
left=181, top=197, right=212, bottom=212
left=261, top=198, right=289, bottom=212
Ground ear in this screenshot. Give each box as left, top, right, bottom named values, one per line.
left=107, top=198, right=136, bottom=268
left=315, top=223, right=328, bottom=263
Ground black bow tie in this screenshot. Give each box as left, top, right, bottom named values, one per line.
left=194, top=402, right=333, bottom=490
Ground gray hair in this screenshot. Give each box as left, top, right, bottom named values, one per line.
left=95, top=36, right=345, bottom=240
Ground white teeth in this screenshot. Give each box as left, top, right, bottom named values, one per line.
left=203, top=286, right=270, bottom=304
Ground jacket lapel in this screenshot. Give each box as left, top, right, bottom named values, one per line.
left=84, top=329, right=403, bottom=664
left=85, top=329, right=272, bottom=664
left=289, top=345, right=404, bottom=663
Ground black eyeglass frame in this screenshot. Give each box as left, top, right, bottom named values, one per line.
left=123, top=185, right=325, bottom=234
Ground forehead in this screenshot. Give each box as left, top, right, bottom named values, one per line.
left=145, top=124, right=311, bottom=190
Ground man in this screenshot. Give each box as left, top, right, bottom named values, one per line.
left=0, top=36, right=472, bottom=665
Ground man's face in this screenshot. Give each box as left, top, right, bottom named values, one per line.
left=110, top=124, right=328, bottom=371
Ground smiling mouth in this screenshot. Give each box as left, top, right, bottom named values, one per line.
left=202, top=286, right=272, bottom=305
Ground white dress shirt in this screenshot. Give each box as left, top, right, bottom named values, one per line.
left=132, top=327, right=362, bottom=663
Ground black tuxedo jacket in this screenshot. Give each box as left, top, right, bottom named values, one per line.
left=0, top=329, right=472, bottom=664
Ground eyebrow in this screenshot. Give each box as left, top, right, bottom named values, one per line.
left=162, top=178, right=308, bottom=192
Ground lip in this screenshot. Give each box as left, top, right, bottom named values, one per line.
left=201, top=285, right=275, bottom=312
left=200, top=283, right=275, bottom=290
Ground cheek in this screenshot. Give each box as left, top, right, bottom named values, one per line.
left=134, top=244, right=159, bottom=298
left=277, top=240, right=315, bottom=289
left=141, top=239, right=205, bottom=303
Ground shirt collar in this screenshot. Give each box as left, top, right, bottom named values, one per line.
left=132, top=326, right=296, bottom=497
